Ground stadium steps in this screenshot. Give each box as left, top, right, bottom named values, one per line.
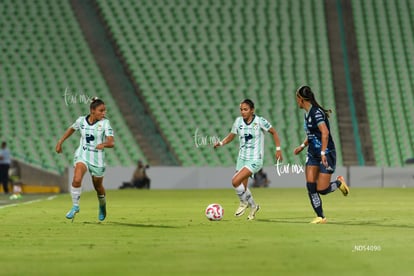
left=324, top=0, right=375, bottom=166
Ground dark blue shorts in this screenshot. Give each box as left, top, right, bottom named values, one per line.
left=306, top=150, right=336, bottom=174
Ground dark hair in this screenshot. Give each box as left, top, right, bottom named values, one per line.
left=296, top=86, right=332, bottom=118
left=240, top=98, right=255, bottom=109
left=90, top=97, right=105, bottom=110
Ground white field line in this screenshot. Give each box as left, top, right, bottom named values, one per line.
left=0, top=195, right=58, bottom=209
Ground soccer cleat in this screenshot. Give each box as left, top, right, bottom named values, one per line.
left=310, top=217, right=327, bottom=224
left=247, top=205, right=260, bottom=220
left=234, top=202, right=249, bottom=217
left=98, top=204, right=106, bottom=221
left=66, top=205, right=80, bottom=221
left=337, top=176, right=349, bottom=196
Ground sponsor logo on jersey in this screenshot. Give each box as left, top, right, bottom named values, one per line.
left=244, top=133, right=253, bottom=142
left=86, top=134, right=95, bottom=144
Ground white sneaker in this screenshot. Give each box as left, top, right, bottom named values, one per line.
left=247, top=205, right=260, bottom=220
left=234, top=202, right=248, bottom=217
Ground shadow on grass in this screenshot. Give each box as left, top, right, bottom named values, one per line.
left=257, top=218, right=414, bottom=229
left=82, top=221, right=179, bottom=228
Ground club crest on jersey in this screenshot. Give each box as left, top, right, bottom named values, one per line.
left=97, top=124, right=102, bottom=131
left=253, top=122, right=258, bottom=129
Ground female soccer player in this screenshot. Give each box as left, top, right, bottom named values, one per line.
left=56, top=97, right=114, bottom=221
left=293, top=86, right=349, bottom=224
left=214, top=99, right=283, bottom=220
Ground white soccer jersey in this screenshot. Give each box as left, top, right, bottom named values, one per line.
left=231, top=115, right=272, bottom=160
left=71, top=115, right=114, bottom=167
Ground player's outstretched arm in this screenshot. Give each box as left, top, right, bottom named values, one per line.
left=55, top=127, right=75, bottom=153
left=214, top=133, right=236, bottom=148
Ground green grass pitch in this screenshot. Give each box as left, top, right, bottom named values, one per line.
left=1, top=188, right=413, bottom=275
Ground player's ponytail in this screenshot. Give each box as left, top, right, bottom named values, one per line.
left=296, top=86, right=332, bottom=118
left=90, top=97, right=105, bottom=110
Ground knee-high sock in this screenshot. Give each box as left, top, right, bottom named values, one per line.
left=71, top=186, right=82, bottom=206
left=245, top=188, right=256, bottom=208
left=235, top=184, right=247, bottom=203
left=98, top=194, right=106, bottom=206
left=318, top=180, right=340, bottom=195
left=306, top=182, right=324, bottom=218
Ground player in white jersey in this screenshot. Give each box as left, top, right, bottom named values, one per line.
left=56, top=97, right=114, bottom=222
left=214, top=99, right=283, bottom=220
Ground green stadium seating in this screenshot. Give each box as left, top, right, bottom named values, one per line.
left=96, top=0, right=342, bottom=167
left=352, top=0, right=414, bottom=166
left=0, top=0, right=146, bottom=174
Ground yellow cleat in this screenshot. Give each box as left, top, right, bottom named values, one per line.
left=310, top=217, right=327, bottom=224
left=337, top=176, right=349, bottom=196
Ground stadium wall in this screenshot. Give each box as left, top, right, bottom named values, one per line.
left=16, top=160, right=64, bottom=193
left=68, top=166, right=414, bottom=191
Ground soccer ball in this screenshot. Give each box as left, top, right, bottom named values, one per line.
left=205, top=203, right=224, bottom=221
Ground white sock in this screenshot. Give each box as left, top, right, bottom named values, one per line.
left=71, top=186, right=82, bottom=207
left=235, top=184, right=247, bottom=203
left=98, top=194, right=106, bottom=206
left=245, top=188, right=256, bottom=208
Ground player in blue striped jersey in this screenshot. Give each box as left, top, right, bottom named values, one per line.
left=214, top=99, right=283, bottom=220
left=294, top=86, right=349, bottom=224
left=56, top=97, right=114, bottom=221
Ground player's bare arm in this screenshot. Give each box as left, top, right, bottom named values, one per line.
left=96, top=136, right=115, bottom=150
left=318, top=122, right=330, bottom=167
left=55, top=127, right=76, bottom=153
left=214, top=133, right=236, bottom=148
left=268, top=127, right=283, bottom=161
left=294, top=138, right=308, bottom=155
